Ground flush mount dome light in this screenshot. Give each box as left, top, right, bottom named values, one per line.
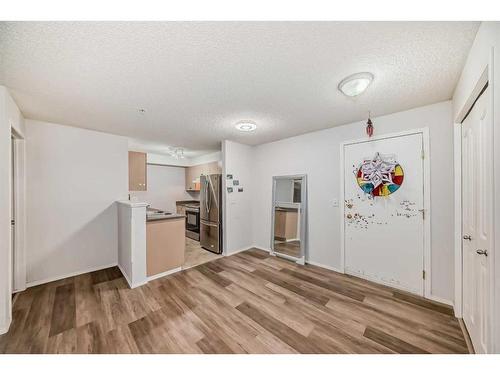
left=235, top=121, right=257, bottom=132
left=338, top=72, right=374, bottom=97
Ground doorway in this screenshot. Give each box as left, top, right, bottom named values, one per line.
left=10, top=129, right=26, bottom=294
left=461, top=84, right=492, bottom=354
left=11, top=136, right=15, bottom=292
left=341, top=130, right=429, bottom=296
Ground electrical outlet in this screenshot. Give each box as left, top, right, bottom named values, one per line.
left=332, top=198, right=339, bottom=207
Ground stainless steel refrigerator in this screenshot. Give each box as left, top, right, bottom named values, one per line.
left=200, top=174, right=222, bottom=254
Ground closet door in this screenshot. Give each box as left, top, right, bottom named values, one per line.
left=462, top=86, right=492, bottom=354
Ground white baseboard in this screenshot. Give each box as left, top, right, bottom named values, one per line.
left=225, top=245, right=273, bottom=256
left=26, top=262, right=118, bottom=288
left=427, top=294, right=454, bottom=308
left=118, top=264, right=180, bottom=289
left=252, top=246, right=271, bottom=253
left=147, top=267, right=182, bottom=282
left=306, top=260, right=344, bottom=274
left=117, top=264, right=135, bottom=289
left=225, top=246, right=255, bottom=256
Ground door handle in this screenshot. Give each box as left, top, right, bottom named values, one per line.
left=201, top=221, right=218, bottom=227
left=476, top=249, right=488, bottom=256
left=463, top=235, right=472, bottom=241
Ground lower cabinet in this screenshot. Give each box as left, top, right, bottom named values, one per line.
left=146, top=218, right=185, bottom=277
left=274, top=209, right=298, bottom=241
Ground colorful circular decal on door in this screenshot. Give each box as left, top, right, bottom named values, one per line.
left=356, top=152, right=404, bottom=196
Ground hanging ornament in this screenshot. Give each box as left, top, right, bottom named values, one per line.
left=366, top=111, right=374, bottom=137
left=356, top=152, right=404, bottom=197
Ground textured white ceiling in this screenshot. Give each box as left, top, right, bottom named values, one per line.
left=0, top=21, right=479, bottom=152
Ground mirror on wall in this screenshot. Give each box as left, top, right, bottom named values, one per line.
left=271, top=175, right=307, bottom=264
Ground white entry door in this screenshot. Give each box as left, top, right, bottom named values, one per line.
left=343, top=132, right=425, bottom=295
left=462, top=86, right=491, bottom=354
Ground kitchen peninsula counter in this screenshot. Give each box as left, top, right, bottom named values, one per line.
left=146, top=212, right=185, bottom=278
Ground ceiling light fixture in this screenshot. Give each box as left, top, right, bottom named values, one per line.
left=166, top=147, right=185, bottom=159
left=235, top=121, right=257, bottom=132
left=338, top=72, right=374, bottom=97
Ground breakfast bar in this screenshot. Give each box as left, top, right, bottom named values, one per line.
left=116, top=201, right=186, bottom=288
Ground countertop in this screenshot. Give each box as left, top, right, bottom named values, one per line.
left=176, top=200, right=200, bottom=206
left=146, top=213, right=185, bottom=222
left=275, top=207, right=299, bottom=212
left=146, top=207, right=185, bottom=222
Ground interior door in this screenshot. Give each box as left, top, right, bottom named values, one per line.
left=462, top=86, right=491, bottom=354
left=343, top=132, right=424, bottom=295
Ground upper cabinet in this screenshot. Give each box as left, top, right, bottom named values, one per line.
left=129, top=151, right=147, bottom=191
left=185, top=161, right=221, bottom=191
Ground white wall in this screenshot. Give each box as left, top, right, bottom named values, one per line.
left=191, top=151, right=222, bottom=166
left=0, top=86, right=25, bottom=334
left=452, top=22, right=500, bottom=353
left=25, top=120, right=128, bottom=286
left=146, top=152, right=191, bottom=167
left=145, top=150, right=221, bottom=168
left=250, top=101, right=454, bottom=303
left=222, top=140, right=254, bottom=254
left=130, top=164, right=197, bottom=211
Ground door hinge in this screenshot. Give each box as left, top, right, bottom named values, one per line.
left=421, top=148, right=425, bottom=159
left=419, top=209, right=425, bottom=220
left=11, top=219, right=15, bottom=225
left=423, top=270, right=426, bottom=280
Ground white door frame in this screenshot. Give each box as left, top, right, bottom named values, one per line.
left=453, top=64, right=495, bottom=355
left=340, top=128, right=432, bottom=299
left=11, top=126, right=26, bottom=293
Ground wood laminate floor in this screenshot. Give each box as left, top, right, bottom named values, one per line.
left=0, top=248, right=468, bottom=354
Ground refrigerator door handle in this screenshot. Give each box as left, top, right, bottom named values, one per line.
left=207, top=174, right=219, bottom=211
left=202, top=177, right=209, bottom=216
left=201, top=220, right=218, bottom=227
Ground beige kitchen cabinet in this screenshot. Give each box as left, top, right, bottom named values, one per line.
left=274, top=209, right=298, bottom=241
left=146, top=217, right=185, bottom=277
left=185, top=163, right=202, bottom=191
left=128, top=151, right=147, bottom=191
left=203, top=161, right=221, bottom=175
left=185, top=161, right=221, bottom=191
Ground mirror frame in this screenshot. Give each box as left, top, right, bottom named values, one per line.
left=270, top=174, right=307, bottom=264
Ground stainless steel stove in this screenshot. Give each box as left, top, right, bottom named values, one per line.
left=185, top=203, right=200, bottom=241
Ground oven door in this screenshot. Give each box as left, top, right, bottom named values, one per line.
left=185, top=209, right=200, bottom=232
